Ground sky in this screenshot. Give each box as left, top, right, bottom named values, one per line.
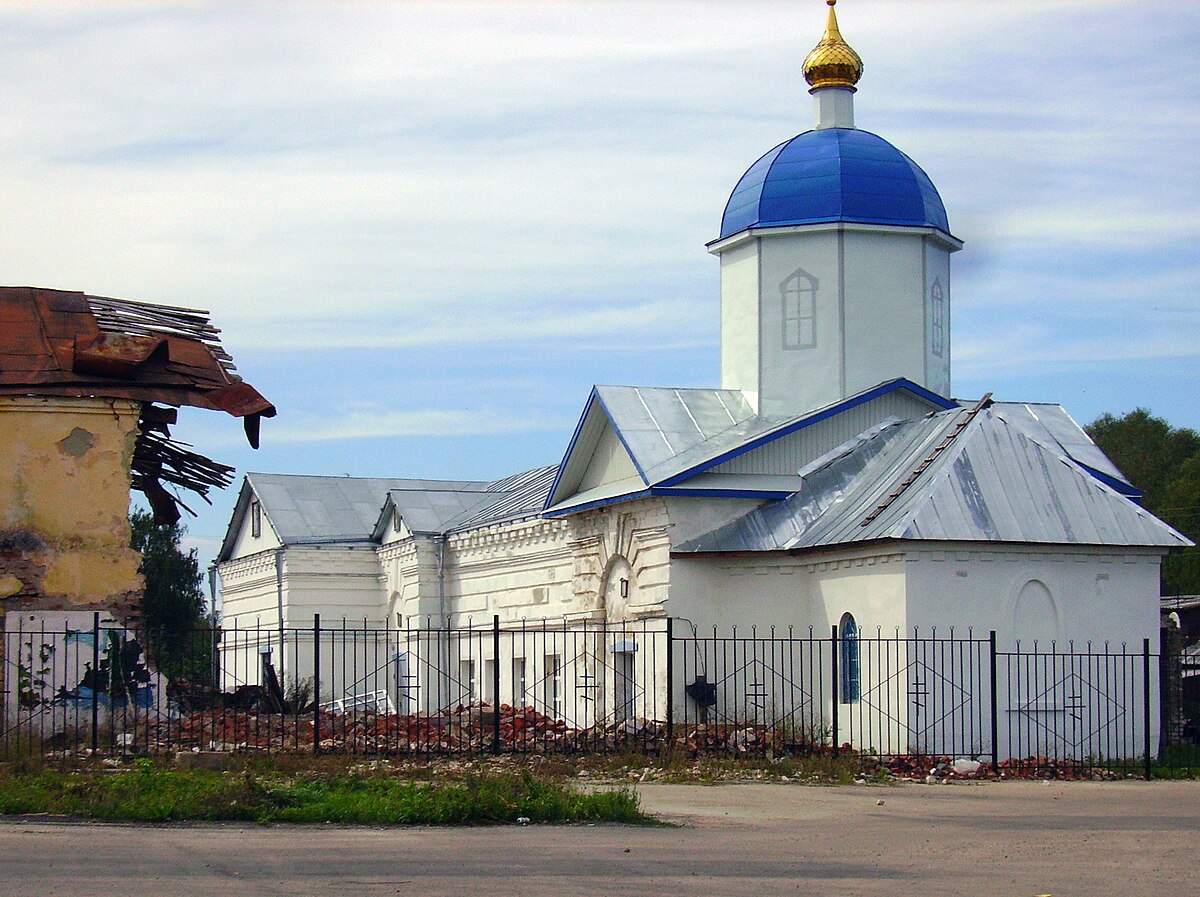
left=2, top=0, right=1198, bottom=562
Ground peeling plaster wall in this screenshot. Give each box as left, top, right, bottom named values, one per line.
left=0, top=396, right=143, bottom=618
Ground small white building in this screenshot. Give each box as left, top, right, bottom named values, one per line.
left=216, top=3, right=1188, bottom=758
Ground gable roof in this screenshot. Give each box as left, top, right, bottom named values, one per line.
left=218, top=466, right=560, bottom=562
left=218, top=473, right=485, bottom=560
left=675, top=405, right=1188, bottom=554
left=373, top=464, right=558, bottom=538
left=544, top=378, right=954, bottom=515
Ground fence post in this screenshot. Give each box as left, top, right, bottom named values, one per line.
left=312, top=614, right=321, bottom=755
left=989, top=630, right=999, bottom=774
left=830, top=624, right=839, bottom=758
left=90, top=611, right=101, bottom=754
left=492, top=615, right=501, bottom=755
left=665, top=617, right=674, bottom=748
left=1143, top=637, right=1152, bottom=781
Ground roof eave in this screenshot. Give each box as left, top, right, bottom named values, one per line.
left=707, top=221, right=963, bottom=254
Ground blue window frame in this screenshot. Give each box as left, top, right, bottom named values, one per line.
left=839, top=613, right=861, bottom=704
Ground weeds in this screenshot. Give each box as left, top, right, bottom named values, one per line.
left=0, top=760, right=647, bottom=825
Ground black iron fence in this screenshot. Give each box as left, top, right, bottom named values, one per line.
left=2, top=614, right=1193, bottom=776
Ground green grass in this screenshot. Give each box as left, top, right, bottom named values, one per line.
left=0, top=760, right=647, bottom=825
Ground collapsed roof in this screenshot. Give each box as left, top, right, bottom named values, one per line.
left=0, top=286, right=275, bottom=522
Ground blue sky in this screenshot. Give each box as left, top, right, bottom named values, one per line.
left=2, top=0, right=1198, bottom=561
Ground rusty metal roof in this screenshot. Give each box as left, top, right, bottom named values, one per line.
left=0, top=286, right=274, bottom=428
left=0, top=286, right=275, bottom=522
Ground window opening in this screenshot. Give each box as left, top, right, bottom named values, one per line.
left=839, top=613, right=861, bottom=704
left=544, top=654, right=562, bottom=719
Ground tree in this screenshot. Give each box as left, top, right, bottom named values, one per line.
left=1086, top=409, right=1200, bottom=595
left=129, top=509, right=212, bottom=679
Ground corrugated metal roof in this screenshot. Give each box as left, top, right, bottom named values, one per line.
left=0, top=286, right=273, bottom=419
left=448, top=465, right=558, bottom=532
left=676, top=407, right=1190, bottom=553
left=595, top=385, right=757, bottom=480
left=990, top=402, right=1132, bottom=491
left=545, top=379, right=952, bottom=514
left=248, top=473, right=487, bottom=545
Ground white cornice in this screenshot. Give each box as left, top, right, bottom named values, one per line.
left=708, top=222, right=963, bottom=255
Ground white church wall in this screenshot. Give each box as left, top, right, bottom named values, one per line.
left=576, top=422, right=639, bottom=493
left=226, top=496, right=282, bottom=558
left=442, top=518, right=576, bottom=625
left=903, top=542, right=1164, bottom=760
left=668, top=547, right=910, bottom=748
left=923, top=240, right=952, bottom=397
left=756, top=231, right=842, bottom=418
left=719, top=238, right=760, bottom=401
left=219, top=544, right=386, bottom=700
left=902, top=543, right=1162, bottom=646
left=668, top=547, right=907, bottom=636
left=842, top=230, right=926, bottom=396
left=662, top=496, right=765, bottom=547
left=218, top=549, right=280, bottom=624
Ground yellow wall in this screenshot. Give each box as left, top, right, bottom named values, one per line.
left=0, top=396, right=144, bottom=614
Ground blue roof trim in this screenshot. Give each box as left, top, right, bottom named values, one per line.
left=719, top=128, right=952, bottom=241
left=1076, top=462, right=1142, bottom=500
left=655, top=378, right=954, bottom=488
left=543, top=484, right=790, bottom=519
left=543, top=488, right=655, bottom=518
left=542, top=388, right=602, bottom=512
left=651, top=487, right=791, bottom=501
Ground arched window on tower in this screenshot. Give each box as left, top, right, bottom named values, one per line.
left=839, top=612, right=861, bottom=704
left=930, top=277, right=945, bottom=358
left=781, top=268, right=818, bottom=350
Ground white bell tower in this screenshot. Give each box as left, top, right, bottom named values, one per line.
left=710, top=0, right=961, bottom=420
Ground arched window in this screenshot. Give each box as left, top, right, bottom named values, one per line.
left=781, top=268, right=818, bottom=349
left=930, top=277, right=945, bottom=358
left=839, top=612, right=861, bottom=704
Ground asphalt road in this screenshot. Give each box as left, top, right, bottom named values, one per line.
left=0, top=780, right=1195, bottom=897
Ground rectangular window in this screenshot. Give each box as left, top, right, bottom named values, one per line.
left=483, top=659, right=496, bottom=705
left=459, top=659, right=476, bottom=703
left=544, top=654, right=562, bottom=719
left=250, top=500, right=261, bottom=538
left=512, top=658, right=527, bottom=707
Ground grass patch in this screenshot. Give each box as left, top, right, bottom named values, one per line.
left=0, top=760, right=646, bottom=825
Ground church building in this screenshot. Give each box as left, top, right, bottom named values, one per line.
left=216, top=2, right=1188, bottom=732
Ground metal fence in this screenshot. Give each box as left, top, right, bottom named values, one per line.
left=2, top=613, right=1192, bottom=776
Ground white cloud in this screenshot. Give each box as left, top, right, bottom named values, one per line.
left=259, top=407, right=567, bottom=444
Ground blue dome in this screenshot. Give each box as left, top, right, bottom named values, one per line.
left=718, top=128, right=950, bottom=240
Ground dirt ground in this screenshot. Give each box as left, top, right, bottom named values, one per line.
left=0, top=779, right=1195, bottom=897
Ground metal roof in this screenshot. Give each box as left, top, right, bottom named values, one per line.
left=245, top=473, right=487, bottom=547
left=545, top=379, right=953, bottom=515
left=719, top=128, right=951, bottom=240
left=380, top=465, right=558, bottom=536
left=0, top=286, right=273, bottom=421
left=448, top=465, right=558, bottom=533
left=595, top=385, right=758, bottom=481
left=989, top=402, right=1134, bottom=494
left=676, top=406, right=1190, bottom=554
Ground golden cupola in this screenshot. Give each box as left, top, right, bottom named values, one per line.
left=803, top=0, right=864, bottom=91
